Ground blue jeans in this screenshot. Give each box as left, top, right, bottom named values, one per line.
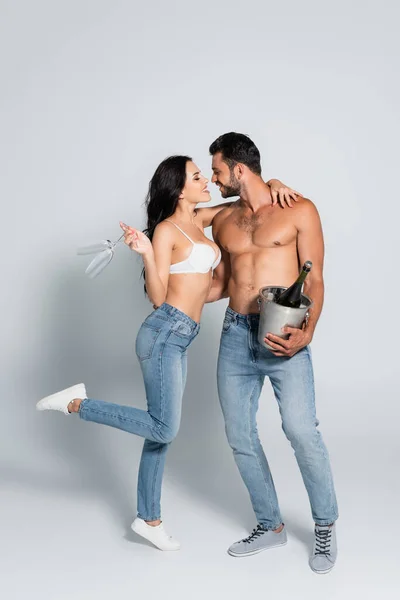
left=79, top=303, right=200, bottom=521
left=217, top=307, right=338, bottom=529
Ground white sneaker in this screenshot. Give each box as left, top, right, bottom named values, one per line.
left=131, top=518, right=180, bottom=551
left=36, top=383, right=87, bottom=415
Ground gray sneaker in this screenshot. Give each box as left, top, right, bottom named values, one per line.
left=228, top=524, right=287, bottom=557
left=309, top=524, right=337, bottom=574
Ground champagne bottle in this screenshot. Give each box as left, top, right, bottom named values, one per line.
left=275, top=261, right=312, bottom=308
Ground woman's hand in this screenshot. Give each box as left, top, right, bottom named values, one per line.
left=119, top=222, right=153, bottom=256
left=267, top=179, right=303, bottom=208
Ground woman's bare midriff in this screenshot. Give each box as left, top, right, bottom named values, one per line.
left=164, top=272, right=213, bottom=322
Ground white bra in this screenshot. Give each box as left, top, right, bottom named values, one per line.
left=166, top=220, right=221, bottom=274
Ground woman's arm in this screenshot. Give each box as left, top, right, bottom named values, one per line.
left=196, top=202, right=233, bottom=228
left=206, top=245, right=231, bottom=303
left=197, top=179, right=303, bottom=228
left=266, top=179, right=303, bottom=207
left=120, top=221, right=174, bottom=307
left=206, top=215, right=231, bottom=303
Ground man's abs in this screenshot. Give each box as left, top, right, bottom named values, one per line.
left=227, top=245, right=300, bottom=313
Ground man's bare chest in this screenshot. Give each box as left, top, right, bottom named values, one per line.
left=219, top=211, right=297, bottom=253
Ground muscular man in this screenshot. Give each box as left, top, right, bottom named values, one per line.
left=208, top=132, right=338, bottom=574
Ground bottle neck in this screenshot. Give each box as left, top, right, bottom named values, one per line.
left=297, top=269, right=309, bottom=286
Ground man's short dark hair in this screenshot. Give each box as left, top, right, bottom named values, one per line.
left=209, top=132, right=262, bottom=175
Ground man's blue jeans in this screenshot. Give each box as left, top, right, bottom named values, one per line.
left=217, top=307, right=338, bottom=529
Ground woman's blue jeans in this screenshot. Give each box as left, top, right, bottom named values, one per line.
left=79, top=303, right=200, bottom=521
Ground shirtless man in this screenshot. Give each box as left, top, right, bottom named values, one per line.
left=208, top=132, right=338, bottom=574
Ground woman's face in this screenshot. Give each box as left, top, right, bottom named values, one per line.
left=180, top=161, right=211, bottom=205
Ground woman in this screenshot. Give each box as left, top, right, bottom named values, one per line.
left=36, top=155, right=299, bottom=550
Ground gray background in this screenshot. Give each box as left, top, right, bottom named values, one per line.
left=1, top=1, right=398, bottom=598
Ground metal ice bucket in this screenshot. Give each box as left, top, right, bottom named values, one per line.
left=258, top=286, right=313, bottom=350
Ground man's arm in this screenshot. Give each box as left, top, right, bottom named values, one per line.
left=296, top=199, right=325, bottom=341
left=264, top=199, right=324, bottom=356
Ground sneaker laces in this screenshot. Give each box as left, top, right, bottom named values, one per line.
left=314, top=527, right=332, bottom=556
left=242, top=524, right=268, bottom=544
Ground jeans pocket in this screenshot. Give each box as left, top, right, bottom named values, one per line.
left=135, top=323, right=161, bottom=361
left=222, top=315, right=234, bottom=333
left=172, top=321, right=193, bottom=339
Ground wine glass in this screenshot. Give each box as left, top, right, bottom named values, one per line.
left=77, top=233, right=125, bottom=278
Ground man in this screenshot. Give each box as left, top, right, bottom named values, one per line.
left=209, top=132, right=338, bottom=574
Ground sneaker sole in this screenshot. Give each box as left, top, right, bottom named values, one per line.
left=309, top=563, right=335, bottom=575
left=228, top=540, right=288, bottom=557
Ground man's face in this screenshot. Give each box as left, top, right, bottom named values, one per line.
left=211, top=153, right=241, bottom=198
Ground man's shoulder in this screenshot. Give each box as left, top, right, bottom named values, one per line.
left=213, top=201, right=238, bottom=227
left=292, top=196, right=315, bottom=208
left=290, top=197, right=319, bottom=217
left=289, top=197, right=322, bottom=231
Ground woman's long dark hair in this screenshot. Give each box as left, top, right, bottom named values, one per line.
left=142, top=155, right=192, bottom=293
left=143, top=155, right=191, bottom=242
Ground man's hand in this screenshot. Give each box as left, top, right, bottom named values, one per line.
left=267, top=179, right=303, bottom=208
left=265, top=325, right=311, bottom=357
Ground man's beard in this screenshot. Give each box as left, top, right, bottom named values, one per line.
left=219, top=173, right=241, bottom=198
